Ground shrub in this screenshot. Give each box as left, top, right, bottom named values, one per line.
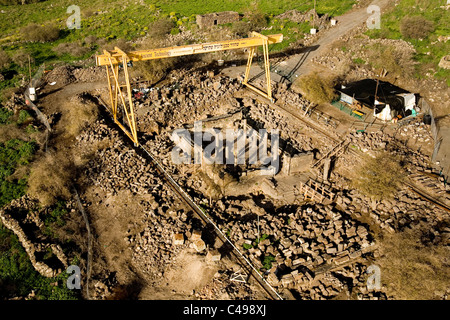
left=148, top=17, right=174, bottom=39
left=293, top=72, right=337, bottom=105
left=0, top=50, right=11, bottom=70
left=84, top=35, right=97, bottom=46
left=101, top=38, right=133, bottom=52
left=21, top=23, right=60, bottom=43
left=400, top=16, right=434, bottom=40
left=12, top=49, right=34, bottom=68
left=366, top=43, right=416, bottom=80
left=352, top=151, right=404, bottom=201
left=52, top=42, right=90, bottom=58
left=132, top=38, right=179, bottom=84
left=232, top=20, right=252, bottom=37
left=0, top=107, right=13, bottom=124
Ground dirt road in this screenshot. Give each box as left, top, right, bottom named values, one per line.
left=222, top=0, right=392, bottom=82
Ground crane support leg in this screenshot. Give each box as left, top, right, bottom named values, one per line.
left=103, top=49, right=139, bottom=145
left=242, top=33, right=273, bottom=102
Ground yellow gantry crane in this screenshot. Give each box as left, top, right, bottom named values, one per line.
left=95, top=32, right=283, bottom=145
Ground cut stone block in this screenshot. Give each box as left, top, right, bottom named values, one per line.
left=191, top=229, right=202, bottom=241
left=173, top=233, right=184, bottom=245
left=193, top=239, right=206, bottom=252
left=206, top=249, right=221, bottom=262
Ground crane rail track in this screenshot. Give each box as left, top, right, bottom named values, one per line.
left=93, top=80, right=449, bottom=300
left=95, top=96, right=283, bottom=301
left=251, top=92, right=450, bottom=213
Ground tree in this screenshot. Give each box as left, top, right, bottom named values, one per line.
left=400, top=16, right=434, bottom=40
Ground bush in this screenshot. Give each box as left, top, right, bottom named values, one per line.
left=132, top=38, right=179, bottom=84
left=293, top=72, right=337, bottom=105
left=400, top=16, right=434, bottom=40
left=148, top=18, right=174, bottom=39
left=52, top=42, right=90, bottom=58
left=21, top=23, right=60, bottom=43
left=12, top=49, right=34, bottom=68
left=232, top=20, right=252, bottom=37
left=366, top=43, right=415, bottom=78
left=83, top=35, right=98, bottom=46
left=352, top=151, right=404, bottom=201
left=101, top=38, right=133, bottom=53
left=0, top=50, right=11, bottom=70
left=0, top=108, right=13, bottom=124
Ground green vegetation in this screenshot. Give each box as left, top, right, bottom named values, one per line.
left=366, top=0, right=450, bottom=85
left=0, top=224, right=78, bottom=299
left=0, top=0, right=357, bottom=98
left=0, top=138, right=36, bottom=207
left=262, top=254, right=275, bottom=270
left=242, top=243, right=253, bottom=250
left=352, top=151, right=405, bottom=201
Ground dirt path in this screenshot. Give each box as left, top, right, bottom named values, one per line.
left=222, top=0, right=392, bottom=82
left=280, top=0, right=392, bottom=78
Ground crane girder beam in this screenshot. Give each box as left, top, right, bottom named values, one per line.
left=96, top=32, right=282, bottom=145
left=96, top=33, right=283, bottom=66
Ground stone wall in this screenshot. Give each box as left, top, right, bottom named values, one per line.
left=196, top=11, right=239, bottom=29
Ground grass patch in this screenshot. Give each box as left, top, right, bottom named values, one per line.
left=0, top=224, right=79, bottom=299
left=0, top=138, right=36, bottom=207
left=365, top=0, right=450, bottom=85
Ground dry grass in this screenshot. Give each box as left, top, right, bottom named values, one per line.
left=132, top=38, right=179, bottom=84
left=377, top=225, right=450, bottom=300
left=21, top=23, right=60, bottom=43
left=400, top=16, right=434, bottom=40
left=12, top=49, right=34, bottom=68
left=27, top=150, right=74, bottom=207
left=60, top=99, right=99, bottom=139
left=292, top=72, right=337, bottom=105
left=52, top=42, right=90, bottom=58
left=352, top=151, right=405, bottom=201
left=0, top=49, right=11, bottom=70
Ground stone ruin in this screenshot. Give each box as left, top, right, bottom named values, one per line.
left=196, top=11, right=239, bottom=29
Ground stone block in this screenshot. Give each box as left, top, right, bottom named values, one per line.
left=193, top=239, right=206, bottom=252
left=206, top=249, right=221, bottom=262
left=173, top=233, right=184, bottom=245
left=191, top=229, right=202, bottom=241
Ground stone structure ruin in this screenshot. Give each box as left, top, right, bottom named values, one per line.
left=196, top=11, right=239, bottom=29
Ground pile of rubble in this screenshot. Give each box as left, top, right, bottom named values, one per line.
left=73, top=66, right=105, bottom=83
left=397, top=121, right=433, bottom=146
left=204, top=201, right=375, bottom=298
left=274, top=9, right=330, bottom=29
left=135, top=70, right=242, bottom=130
left=44, top=65, right=76, bottom=85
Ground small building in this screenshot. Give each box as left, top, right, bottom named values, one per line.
left=196, top=11, right=239, bottom=29
left=337, top=79, right=417, bottom=121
